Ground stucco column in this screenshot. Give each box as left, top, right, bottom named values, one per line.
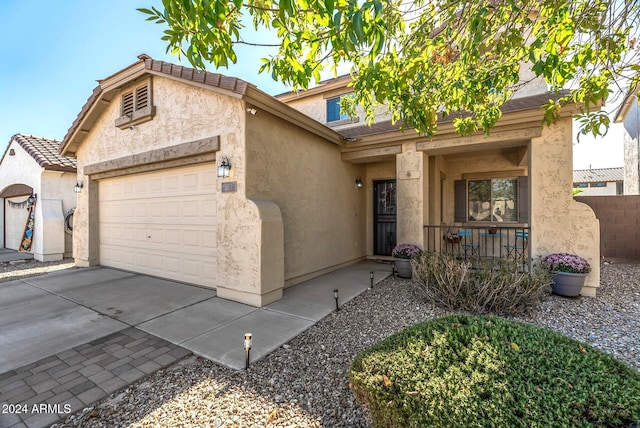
left=396, top=143, right=427, bottom=249
left=73, top=177, right=99, bottom=267
left=529, top=118, right=600, bottom=296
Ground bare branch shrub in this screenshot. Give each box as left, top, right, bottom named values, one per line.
left=411, top=252, right=552, bottom=315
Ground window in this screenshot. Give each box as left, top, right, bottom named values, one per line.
left=574, top=183, right=588, bottom=188
left=455, top=177, right=527, bottom=223
left=326, top=95, right=350, bottom=123
left=590, top=182, right=606, bottom=188
left=114, top=79, right=155, bottom=129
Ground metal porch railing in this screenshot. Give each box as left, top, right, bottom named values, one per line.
left=423, top=224, right=531, bottom=270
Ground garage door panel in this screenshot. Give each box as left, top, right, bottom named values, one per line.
left=99, top=163, right=216, bottom=288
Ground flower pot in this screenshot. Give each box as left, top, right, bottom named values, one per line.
left=395, top=258, right=412, bottom=279
left=551, top=271, right=587, bottom=297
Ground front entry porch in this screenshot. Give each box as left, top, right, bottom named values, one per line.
left=424, top=224, right=531, bottom=270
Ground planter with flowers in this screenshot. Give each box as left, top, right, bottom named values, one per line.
left=392, top=244, right=421, bottom=279
left=541, top=253, right=591, bottom=297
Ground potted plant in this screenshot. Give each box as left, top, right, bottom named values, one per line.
left=541, top=253, right=591, bottom=297
left=392, top=244, right=421, bottom=278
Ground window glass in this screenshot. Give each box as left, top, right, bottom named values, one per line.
left=468, top=178, right=518, bottom=222
left=590, top=182, right=606, bottom=187
left=574, top=183, right=588, bottom=188
left=327, top=96, right=350, bottom=122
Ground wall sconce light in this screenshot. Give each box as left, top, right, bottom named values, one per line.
left=218, top=156, right=231, bottom=178
left=74, top=181, right=84, bottom=193
left=9, top=149, right=15, bottom=156
left=355, top=177, right=363, bottom=188
left=244, top=333, right=252, bottom=370
left=246, top=107, right=257, bottom=115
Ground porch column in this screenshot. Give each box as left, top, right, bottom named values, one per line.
left=396, top=143, right=427, bottom=249
left=529, top=118, right=600, bottom=296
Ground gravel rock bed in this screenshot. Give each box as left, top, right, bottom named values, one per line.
left=55, top=261, right=639, bottom=428
left=0, top=258, right=74, bottom=283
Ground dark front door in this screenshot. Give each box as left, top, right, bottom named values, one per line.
left=373, top=180, right=397, bottom=256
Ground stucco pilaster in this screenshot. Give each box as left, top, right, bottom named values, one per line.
left=396, top=143, right=427, bottom=248
left=530, top=118, right=600, bottom=295
left=73, top=176, right=99, bottom=267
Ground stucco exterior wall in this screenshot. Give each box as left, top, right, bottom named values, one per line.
left=283, top=92, right=390, bottom=131
left=74, top=75, right=287, bottom=306
left=623, top=98, right=639, bottom=195
left=245, top=108, right=366, bottom=285
left=0, top=141, right=41, bottom=248
left=0, top=140, right=75, bottom=261
left=396, top=143, right=427, bottom=247
left=530, top=118, right=600, bottom=296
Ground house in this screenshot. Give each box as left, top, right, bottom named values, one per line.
left=573, top=167, right=624, bottom=195
left=614, top=83, right=639, bottom=195
left=0, top=134, right=77, bottom=261
left=60, top=54, right=600, bottom=304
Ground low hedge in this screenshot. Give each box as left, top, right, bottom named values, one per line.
left=350, top=315, right=640, bottom=427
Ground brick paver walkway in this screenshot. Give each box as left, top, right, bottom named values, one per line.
left=0, top=328, right=190, bottom=428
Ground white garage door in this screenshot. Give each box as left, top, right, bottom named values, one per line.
left=99, top=163, right=217, bottom=288
left=5, top=196, right=30, bottom=251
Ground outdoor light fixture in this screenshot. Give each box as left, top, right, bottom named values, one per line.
left=9, top=149, right=15, bottom=156
left=334, top=289, right=339, bottom=311
left=74, top=181, right=84, bottom=193
left=244, top=333, right=252, bottom=370
left=355, top=177, right=363, bottom=188
left=370, top=271, right=374, bottom=289
left=218, top=156, right=231, bottom=178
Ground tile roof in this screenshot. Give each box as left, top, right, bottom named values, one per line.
left=338, top=91, right=571, bottom=139
left=573, top=167, right=623, bottom=183
left=61, top=55, right=251, bottom=151
left=4, top=134, right=77, bottom=172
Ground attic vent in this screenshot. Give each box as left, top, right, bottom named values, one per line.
left=135, top=85, right=148, bottom=110
left=122, top=91, right=135, bottom=116
left=115, top=79, right=156, bottom=129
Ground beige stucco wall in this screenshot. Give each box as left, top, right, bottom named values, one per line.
left=0, top=140, right=75, bottom=261
left=623, top=99, right=639, bottom=195
left=74, top=75, right=286, bottom=306
left=245, top=108, right=366, bottom=285
left=396, top=143, right=427, bottom=248
left=530, top=118, right=600, bottom=296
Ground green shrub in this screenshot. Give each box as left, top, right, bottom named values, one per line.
left=411, top=252, right=551, bottom=315
left=350, top=315, right=640, bottom=428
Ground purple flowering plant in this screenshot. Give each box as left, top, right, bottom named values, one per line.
left=392, top=244, right=421, bottom=259
left=541, top=253, right=591, bottom=274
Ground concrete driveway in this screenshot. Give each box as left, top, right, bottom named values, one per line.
left=1, top=260, right=391, bottom=373
left=0, top=267, right=216, bottom=374
left=0, top=261, right=391, bottom=427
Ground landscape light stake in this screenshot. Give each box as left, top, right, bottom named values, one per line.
left=334, top=289, right=339, bottom=311
left=244, top=333, right=252, bottom=370
left=370, top=271, right=374, bottom=289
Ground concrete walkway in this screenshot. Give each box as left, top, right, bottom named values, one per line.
left=0, top=260, right=392, bottom=427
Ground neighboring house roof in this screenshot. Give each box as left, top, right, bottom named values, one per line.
left=1, top=134, right=77, bottom=173
left=60, top=54, right=345, bottom=156
left=614, top=81, right=639, bottom=123
left=573, top=167, right=623, bottom=183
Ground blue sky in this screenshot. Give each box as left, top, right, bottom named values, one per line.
left=0, top=0, right=623, bottom=169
